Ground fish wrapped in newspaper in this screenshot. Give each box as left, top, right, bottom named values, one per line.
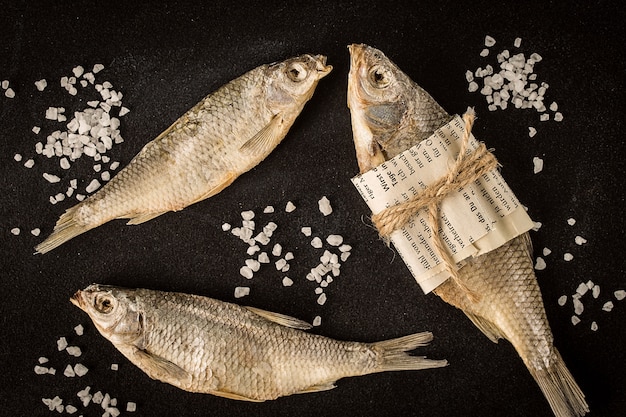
left=36, top=54, right=332, bottom=254
left=71, top=284, right=447, bottom=401
left=347, top=43, right=588, bottom=417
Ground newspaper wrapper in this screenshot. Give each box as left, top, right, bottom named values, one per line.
left=351, top=115, right=534, bottom=293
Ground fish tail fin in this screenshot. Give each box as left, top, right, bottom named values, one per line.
left=35, top=205, right=92, bottom=254
left=529, top=349, right=589, bottom=417
left=372, top=332, right=448, bottom=372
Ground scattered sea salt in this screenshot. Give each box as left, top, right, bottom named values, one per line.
left=532, top=156, right=544, bottom=173
left=4, top=87, right=15, bottom=98
left=263, top=205, right=274, bottom=213
left=111, top=363, right=119, bottom=371
left=571, top=315, right=581, bottom=325
left=35, top=365, right=49, bottom=374
left=542, top=247, right=552, bottom=256
left=615, top=290, right=626, bottom=301
left=567, top=218, right=576, bottom=226
left=239, top=266, right=254, bottom=279
left=574, top=236, right=587, bottom=245
left=326, top=234, right=343, bottom=246
left=126, top=402, right=137, bottom=412
left=57, top=337, right=68, bottom=351
left=591, top=321, right=598, bottom=331
left=285, top=201, right=296, bottom=212
left=64, top=364, right=76, bottom=377
left=528, top=127, right=537, bottom=137
left=282, top=277, right=293, bottom=287
left=24, top=159, right=35, bottom=168
left=43, top=172, right=61, bottom=183
left=576, top=283, right=589, bottom=296
left=74, top=363, right=88, bottom=377
left=66, top=346, right=82, bottom=357
left=311, top=237, right=323, bottom=248
left=602, top=301, right=614, bottom=312
left=573, top=298, right=584, bottom=315
left=301, top=226, right=312, bottom=236
left=10, top=227, right=20, bottom=236
left=563, top=253, right=574, bottom=262
left=592, top=285, right=601, bottom=299
left=484, top=35, right=496, bottom=47
left=534, top=257, right=546, bottom=270
left=317, top=293, right=327, bottom=305
left=558, top=295, right=567, bottom=306
left=318, top=196, right=332, bottom=216
left=241, top=210, right=255, bottom=220
left=221, top=223, right=231, bottom=231
left=234, top=287, right=250, bottom=298
left=312, top=316, right=322, bottom=327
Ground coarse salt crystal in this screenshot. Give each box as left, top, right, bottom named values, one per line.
left=514, top=37, right=522, bottom=48
left=239, top=266, right=254, bottom=279
left=1, top=79, right=8, bottom=89
left=543, top=247, right=552, bottom=256
left=247, top=245, right=260, bottom=256
left=282, top=277, right=293, bottom=287
left=111, top=363, right=119, bottom=371
left=10, top=227, right=20, bottom=236
left=34, top=365, right=49, bottom=374
left=241, top=210, right=255, bottom=220
left=254, top=232, right=270, bottom=245
left=43, top=172, right=61, bottom=183
left=245, top=259, right=261, bottom=272
left=558, top=295, right=567, bottom=306
left=317, top=293, right=327, bottom=305
left=326, top=234, right=343, bottom=246
left=571, top=315, right=581, bottom=325
left=301, top=227, right=312, bottom=236
left=57, top=336, right=68, bottom=351
left=592, top=285, right=601, bottom=298
left=554, top=112, right=564, bottom=122
left=258, top=252, right=270, bottom=263
left=484, top=35, right=496, bottom=47
left=234, top=287, right=250, bottom=298
left=567, top=218, right=576, bottom=226
left=24, top=159, right=35, bottom=168
left=74, top=363, right=88, bottom=376
left=64, top=364, right=76, bottom=377
left=119, top=107, right=130, bottom=116
left=318, top=196, right=332, bottom=216
left=221, top=223, right=231, bottom=231
left=576, top=283, right=589, bottom=296
left=101, top=171, right=111, bottom=182
left=532, top=221, right=542, bottom=231
left=311, top=237, right=323, bottom=248
left=602, top=301, right=614, bottom=312
left=127, top=402, right=137, bottom=412
left=532, top=156, right=544, bottom=173
left=74, top=324, right=84, bottom=335
left=528, top=127, right=537, bottom=137
left=564, top=253, right=574, bottom=261
left=39, top=356, right=49, bottom=364
left=285, top=201, right=296, bottom=212
left=86, top=179, right=101, bottom=193
left=615, top=290, right=626, bottom=301
left=534, top=257, right=546, bottom=270
left=4, top=88, right=15, bottom=98
left=272, top=243, right=282, bottom=257
left=14, top=153, right=22, bottom=162
left=275, top=258, right=287, bottom=270
left=263, top=205, right=274, bottom=213
left=573, top=298, right=584, bottom=315
left=66, top=346, right=82, bottom=357
left=312, top=316, right=322, bottom=327
left=575, top=236, right=587, bottom=245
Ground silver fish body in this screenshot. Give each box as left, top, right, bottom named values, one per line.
left=36, top=54, right=332, bottom=254
left=347, top=44, right=588, bottom=417
left=71, top=284, right=447, bottom=401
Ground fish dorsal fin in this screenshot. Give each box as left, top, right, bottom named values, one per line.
left=132, top=348, right=192, bottom=384
left=462, top=311, right=504, bottom=343
left=245, top=306, right=312, bottom=330
left=239, top=113, right=285, bottom=156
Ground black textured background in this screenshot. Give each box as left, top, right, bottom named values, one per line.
left=1, top=1, right=625, bottom=416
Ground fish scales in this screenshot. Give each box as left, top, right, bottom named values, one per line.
left=347, top=44, right=588, bottom=417
left=72, top=284, right=447, bottom=401
left=36, top=54, right=332, bottom=254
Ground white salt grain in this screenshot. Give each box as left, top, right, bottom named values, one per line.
left=32, top=126, right=41, bottom=134
left=479, top=48, right=489, bottom=57
left=317, top=293, right=327, bottom=305
left=239, top=266, right=254, bottom=279
left=221, top=223, right=231, bottom=231
left=43, top=172, right=61, bottom=183
left=311, top=237, right=323, bottom=248
left=590, top=321, right=598, bottom=331
left=558, top=295, right=567, bottom=306
left=35, top=79, right=48, bottom=91
left=258, top=252, right=270, bottom=263
left=86, top=179, right=101, bottom=193
left=64, top=364, right=76, bottom=377
left=285, top=201, right=296, bottom=212
left=528, top=127, right=537, bottom=138
left=275, top=258, right=287, bottom=271
left=284, top=251, right=294, bottom=261
left=341, top=252, right=351, bottom=262
left=563, top=253, right=574, bottom=262
left=14, top=153, right=22, bottom=162
left=60, top=157, right=71, bottom=170
left=24, top=158, right=35, bottom=168
left=282, top=277, right=293, bottom=287
left=312, top=316, right=322, bottom=327
left=326, top=234, right=343, bottom=246
left=532, top=221, right=542, bottom=231
left=554, top=112, right=564, bottom=122
left=514, top=37, right=522, bottom=48
left=34, top=365, right=49, bottom=374
left=567, top=218, right=576, bottom=226
left=119, top=107, right=130, bottom=116
left=318, top=196, right=332, bottom=216
left=484, top=35, right=496, bottom=47
left=74, top=363, right=89, bottom=376
left=534, top=257, right=546, bottom=270
left=246, top=245, right=260, bottom=256
left=4, top=88, right=15, bottom=98
left=126, top=402, right=137, bottom=412
left=92, top=391, right=104, bottom=404
left=543, top=247, right=552, bottom=256
left=468, top=81, right=479, bottom=92
left=573, top=298, right=584, bottom=315
left=576, top=283, right=589, bottom=296
left=615, top=290, right=626, bottom=301
left=1, top=79, right=8, bottom=89
left=592, top=285, right=601, bottom=299
left=532, top=156, right=544, bottom=174
left=602, top=301, right=614, bottom=312
left=575, top=236, right=587, bottom=245
left=241, top=210, right=255, bottom=220
left=315, top=287, right=324, bottom=295
left=47, top=367, right=56, bottom=375
left=245, top=259, right=261, bottom=272
left=234, top=287, right=250, bottom=298
left=39, top=356, right=49, bottom=364
left=101, top=171, right=111, bottom=181
left=571, top=315, right=581, bottom=325
left=66, top=346, right=82, bottom=357
left=254, top=232, right=271, bottom=245
left=65, top=404, right=78, bottom=414
left=263, top=205, right=274, bottom=213
left=301, top=227, right=312, bottom=236
left=272, top=243, right=282, bottom=257
left=10, top=227, right=20, bottom=236
left=57, top=336, right=68, bottom=351
left=111, top=363, right=119, bottom=371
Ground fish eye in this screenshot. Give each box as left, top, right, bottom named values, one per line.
left=94, top=294, right=115, bottom=314
left=286, top=63, right=308, bottom=82
left=369, top=66, right=391, bottom=88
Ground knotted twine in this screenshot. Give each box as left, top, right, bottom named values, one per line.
left=371, top=111, right=498, bottom=302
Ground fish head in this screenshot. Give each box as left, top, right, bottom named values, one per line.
left=347, top=44, right=450, bottom=173
left=71, top=284, right=144, bottom=345
left=264, top=54, right=332, bottom=114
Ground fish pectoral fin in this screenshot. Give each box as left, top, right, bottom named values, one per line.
left=125, top=211, right=168, bottom=225
left=132, top=348, right=192, bottom=384
left=294, top=382, right=337, bottom=395
left=463, top=312, right=504, bottom=343
left=239, top=113, right=285, bottom=156
left=245, top=306, right=312, bottom=330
